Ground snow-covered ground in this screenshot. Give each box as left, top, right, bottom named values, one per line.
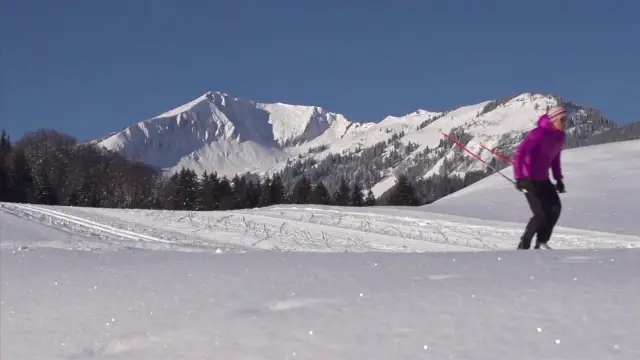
left=1, top=202, right=638, bottom=254
left=2, top=140, right=640, bottom=359
left=2, top=212, right=640, bottom=359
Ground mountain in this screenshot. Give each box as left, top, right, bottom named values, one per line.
left=97, top=91, right=631, bottom=200
left=98, top=91, right=370, bottom=176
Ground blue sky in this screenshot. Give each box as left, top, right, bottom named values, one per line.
left=2, top=0, right=638, bottom=141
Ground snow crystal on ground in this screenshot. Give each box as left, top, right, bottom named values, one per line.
left=3, top=241, right=640, bottom=359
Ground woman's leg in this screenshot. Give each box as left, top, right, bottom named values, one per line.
left=518, top=187, right=547, bottom=249
left=534, top=184, right=562, bottom=248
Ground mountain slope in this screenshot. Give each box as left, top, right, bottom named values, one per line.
left=98, top=91, right=364, bottom=175
left=268, top=93, right=620, bottom=199
left=424, top=139, right=640, bottom=236
left=98, top=91, right=622, bottom=198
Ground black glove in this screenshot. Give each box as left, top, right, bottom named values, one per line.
left=516, top=179, right=532, bottom=193
left=556, top=180, right=566, bottom=193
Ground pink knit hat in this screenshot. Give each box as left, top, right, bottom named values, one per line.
left=547, top=106, right=567, bottom=119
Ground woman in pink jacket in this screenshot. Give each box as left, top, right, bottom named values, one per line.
left=513, top=106, right=568, bottom=249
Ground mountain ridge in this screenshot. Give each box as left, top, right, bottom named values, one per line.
left=96, top=90, right=626, bottom=198
left=98, top=91, right=380, bottom=175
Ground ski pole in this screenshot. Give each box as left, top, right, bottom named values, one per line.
left=479, top=143, right=514, bottom=164
left=478, top=142, right=530, bottom=193
left=439, top=130, right=526, bottom=193
left=439, top=130, right=485, bottom=163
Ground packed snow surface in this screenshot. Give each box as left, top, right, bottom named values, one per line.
left=2, top=140, right=640, bottom=359
left=2, top=202, right=638, bottom=254
left=2, top=212, right=639, bottom=359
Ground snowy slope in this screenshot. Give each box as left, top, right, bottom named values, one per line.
left=425, top=139, right=640, bottom=236
left=2, top=207, right=640, bottom=359
left=290, top=108, right=443, bottom=157
left=98, top=91, right=365, bottom=176
left=97, top=91, right=614, bottom=192
left=373, top=93, right=559, bottom=192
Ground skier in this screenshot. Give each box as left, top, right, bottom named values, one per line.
left=513, top=106, right=567, bottom=249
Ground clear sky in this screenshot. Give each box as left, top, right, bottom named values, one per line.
left=2, top=0, right=638, bottom=141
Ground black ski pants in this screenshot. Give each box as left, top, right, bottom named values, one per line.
left=518, top=180, right=561, bottom=249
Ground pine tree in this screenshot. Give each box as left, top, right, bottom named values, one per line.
left=245, top=179, right=261, bottom=208
left=387, top=174, right=419, bottom=206
left=197, top=171, right=214, bottom=211
left=8, top=149, right=34, bottom=203
left=259, top=176, right=272, bottom=207
left=0, top=159, right=8, bottom=202
left=333, top=177, right=350, bottom=206
left=310, top=182, right=331, bottom=205
left=231, top=175, right=249, bottom=209
left=175, top=168, right=198, bottom=210
left=0, top=130, right=11, bottom=202
left=365, top=189, right=376, bottom=206
left=149, top=176, right=167, bottom=209
left=269, top=174, right=286, bottom=205
left=0, top=130, right=10, bottom=154
left=291, top=175, right=312, bottom=204
left=215, top=176, right=234, bottom=210
left=207, top=172, right=221, bottom=210
left=349, top=182, right=364, bottom=206
left=164, top=172, right=180, bottom=209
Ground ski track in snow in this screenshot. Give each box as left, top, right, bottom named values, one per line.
left=0, top=203, right=238, bottom=253
left=1, top=202, right=637, bottom=254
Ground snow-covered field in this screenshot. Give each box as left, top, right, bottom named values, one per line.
left=1, top=202, right=638, bottom=254
left=2, top=140, right=640, bottom=359
left=3, top=234, right=639, bottom=359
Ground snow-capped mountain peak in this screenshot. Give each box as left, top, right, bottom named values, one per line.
left=97, top=91, right=369, bottom=175
left=97, top=91, right=619, bottom=196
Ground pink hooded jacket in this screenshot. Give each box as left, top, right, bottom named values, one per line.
left=513, top=114, right=566, bottom=181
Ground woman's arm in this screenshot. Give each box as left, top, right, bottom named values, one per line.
left=513, top=128, right=542, bottom=179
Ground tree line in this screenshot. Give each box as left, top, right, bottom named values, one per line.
left=0, top=129, right=424, bottom=210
